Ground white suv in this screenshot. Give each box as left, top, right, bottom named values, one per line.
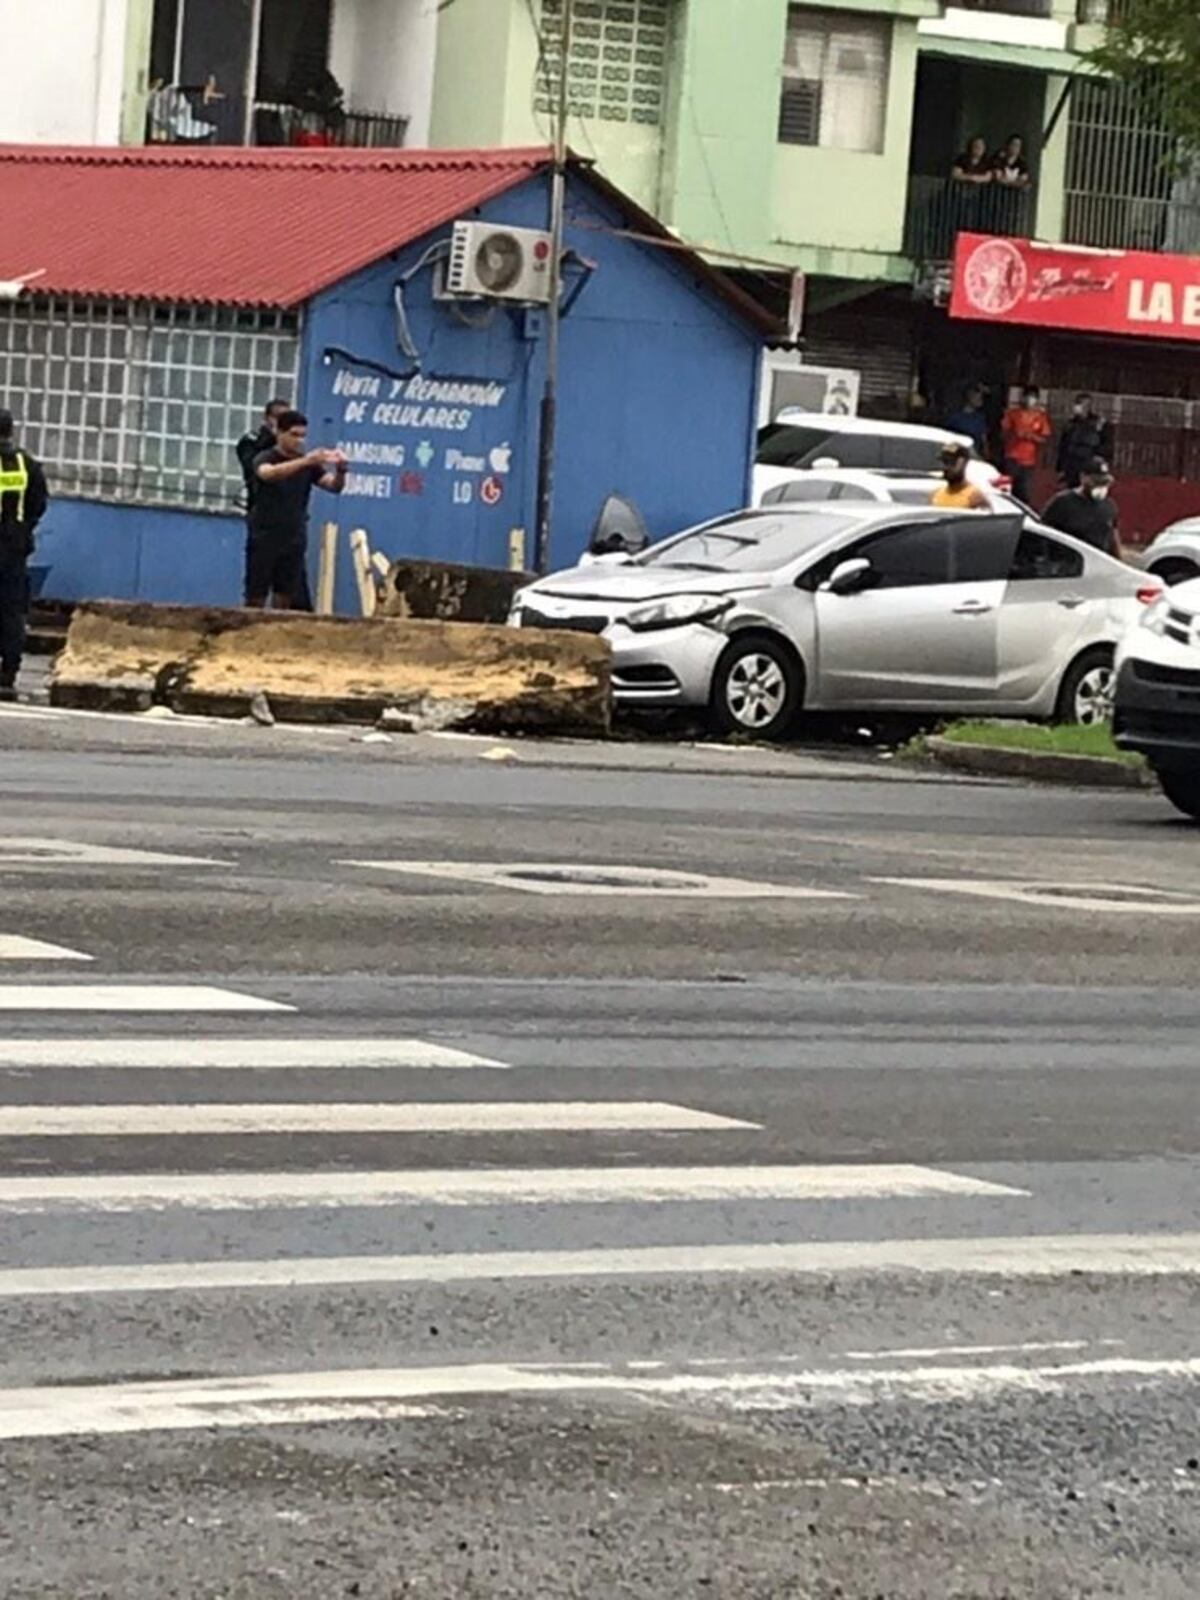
left=758, top=466, right=1018, bottom=513
left=1113, top=576, right=1200, bottom=819
left=754, top=411, right=1001, bottom=506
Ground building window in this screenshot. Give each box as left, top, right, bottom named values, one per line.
left=536, top=0, right=671, bottom=127
left=0, top=299, right=299, bottom=513
left=779, top=6, right=890, bottom=155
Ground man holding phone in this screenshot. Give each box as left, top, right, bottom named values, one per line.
left=248, top=410, right=346, bottom=609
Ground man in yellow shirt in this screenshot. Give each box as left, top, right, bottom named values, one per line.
left=931, top=443, right=988, bottom=509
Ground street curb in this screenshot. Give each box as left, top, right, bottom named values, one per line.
left=925, top=734, right=1152, bottom=789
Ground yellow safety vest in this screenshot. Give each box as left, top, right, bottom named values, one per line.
left=0, top=453, right=28, bottom=523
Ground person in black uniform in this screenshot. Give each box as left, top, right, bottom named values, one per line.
left=0, top=409, right=49, bottom=701
left=248, top=410, right=346, bottom=609
left=237, top=397, right=321, bottom=610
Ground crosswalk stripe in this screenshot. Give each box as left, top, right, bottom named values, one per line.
left=0, top=937, right=92, bottom=963
left=0, top=1038, right=502, bottom=1069
left=0, top=1231, right=1195, bottom=1298
left=0, top=1100, right=755, bottom=1136
left=0, top=986, right=292, bottom=1013
left=0, top=1163, right=1025, bottom=1213
left=1, top=1351, right=1195, bottom=1441
left=0, top=838, right=224, bottom=867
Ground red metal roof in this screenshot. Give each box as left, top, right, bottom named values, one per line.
left=0, top=145, right=552, bottom=308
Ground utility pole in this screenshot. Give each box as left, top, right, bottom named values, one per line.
left=533, top=0, right=573, bottom=576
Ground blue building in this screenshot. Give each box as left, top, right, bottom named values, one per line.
left=0, top=144, right=772, bottom=610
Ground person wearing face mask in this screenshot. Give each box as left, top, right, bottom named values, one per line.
left=1000, top=384, right=1052, bottom=506
left=1040, top=458, right=1121, bottom=560
left=1056, top=393, right=1112, bottom=488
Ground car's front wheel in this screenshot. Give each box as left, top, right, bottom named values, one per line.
left=1155, top=767, right=1200, bottom=822
left=1056, top=647, right=1115, bottom=726
left=710, top=633, right=803, bottom=740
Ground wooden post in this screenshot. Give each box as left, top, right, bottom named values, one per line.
left=348, top=529, right=376, bottom=618
left=316, top=522, right=338, bottom=614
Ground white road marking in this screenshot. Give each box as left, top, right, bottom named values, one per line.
left=0, top=986, right=291, bottom=1013
left=0, top=1038, right=502, bottom=1069
left=1, top=1351, right=1199, bottom=1441
left=844, top=1339, right=1097, bottom=1362
left=0, top=838, right=224, bottom=868
left=873, top=876, right=1200, bottom=915
left=0, top=1163, right=1023, bottom=1214
left=0, top=1100, right=754, bottom=1136
left=341, top=860, right=854, bottom=900
left=0, top=937, right=92, bottom=963
left=1, top=1231, right=1197, bottom=1296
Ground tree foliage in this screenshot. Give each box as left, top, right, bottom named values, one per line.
left=1090, top=0, right=1200, bottom=156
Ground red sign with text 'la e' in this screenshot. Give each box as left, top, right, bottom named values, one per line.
left=950, top=232, right=1200, bottom=342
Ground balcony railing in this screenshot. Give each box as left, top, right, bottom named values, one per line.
left=952, top=0, right=1052, bottom=16
left=904, top=173, right=1036, bottom=262
left=1064, top=189, right=1200, bottom=254
left=146, top=89, right=408, bottom=150
left=1076, top=0, right=1125, bottom=21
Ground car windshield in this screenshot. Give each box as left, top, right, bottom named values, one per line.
left=640, top=511, right=856, bottom=573
left=755, top=424, right=837, bottom=467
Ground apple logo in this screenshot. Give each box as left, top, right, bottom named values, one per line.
left=489, top=442, right=513, bottom=475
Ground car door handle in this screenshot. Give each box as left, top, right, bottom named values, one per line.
left=952, top=600, right=994, bottom=614
left=1056, top=595, right=1086, bottom=609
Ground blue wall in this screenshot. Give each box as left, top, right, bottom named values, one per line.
left=38, top=498, right=244, bottom=607
left=42, top=172, right=761, bottom=608
left=302, top=173, right=761, bottom=606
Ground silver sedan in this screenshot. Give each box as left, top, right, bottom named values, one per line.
left=511, top=505, right=1158, bottom=739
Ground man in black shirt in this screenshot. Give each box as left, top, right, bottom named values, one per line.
left=236, top=398, right=289, bottom=513
left=1040, top=458, right=1121, bottom=560
left=247, top=410, right=346, bottom=609
left=1056, top=393, right=1112, bottom=488
left=0, top=409, right=49, bottom=701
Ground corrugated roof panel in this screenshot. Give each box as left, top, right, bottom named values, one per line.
left=0, top=145, right=552, bottom=308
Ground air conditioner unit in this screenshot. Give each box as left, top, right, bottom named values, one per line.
left=443, top=220, right=553, bottom=304
left=758, top=350, right=861, bottom=428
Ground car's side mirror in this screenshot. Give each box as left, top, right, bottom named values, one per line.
left=821, top=557, right=873, bottom=595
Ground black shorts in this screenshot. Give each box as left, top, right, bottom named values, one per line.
left=245, top=529, right=307, bottom=607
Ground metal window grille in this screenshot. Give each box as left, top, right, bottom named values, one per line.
left=1064, top=78, right=1200, bottom=253
left=0, top=298, right=299, bottom=512
left=536, top=0, right=672, bottom=127
left=779, top=6, right=889, bottom=155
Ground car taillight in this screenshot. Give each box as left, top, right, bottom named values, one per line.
left=995, top=474, right=1013, bottom=491
left=1136, top=581, right=1165, bottom=605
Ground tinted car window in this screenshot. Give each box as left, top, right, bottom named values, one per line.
left=856, top=522, right=953, bottom=588
left=818, top=433, right=881, bottom=469
left=642, top=510, right=856, bottom=574
left=881, top=436, right=949, bottom=472
left=952, top=515, right=1023, bottom=582
left=756, top=425, right=836, bottom=468
left=762, top=479, right=844, bottom=505
left=1009, top=528, right=1086, bottom=581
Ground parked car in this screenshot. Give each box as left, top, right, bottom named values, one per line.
left=753, top=411, right=992, bottom=506
left=511, top=504, right=1159, bottom=739
left=1141, top=515, right=1200, bottom=586
left=757, top=466, right=1021, bottom=513
left=1113, top=575, right=1200, bottom=819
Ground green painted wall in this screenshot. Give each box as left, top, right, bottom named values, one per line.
left=773, top=17, right=921, bottom=259
left=427, top=0, right=1091, bottom=281
left=120, top=0, right=155, bottom=144
left=429, top=0, right=520, bottom=148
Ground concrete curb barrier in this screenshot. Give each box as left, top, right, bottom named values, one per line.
left=925, top=734, right=1152, bottom=789
left=49, top=602, right=611, bottom=736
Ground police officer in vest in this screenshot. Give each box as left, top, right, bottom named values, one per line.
left=0, top=410, right=49, bottom=701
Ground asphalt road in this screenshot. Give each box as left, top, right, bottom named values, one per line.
left=0, top=701, right=1198, bottom=1598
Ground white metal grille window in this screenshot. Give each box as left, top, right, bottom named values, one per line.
left=779, top=7, right=890, bottom=155
left=0, top=299, right=299, bottom=512
left=537, top=0, right=672, bottom=127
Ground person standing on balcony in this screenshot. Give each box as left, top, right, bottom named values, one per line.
left=951, top=136, right=993, bottom=187
left=1001, top=384, right=1052, bottom=506
left=948, top=136, right=993, bottom=242
left=992, top=134, right=1032, bottom=234
left=0, top=409, right=48, bottom=703
left=1057, top=393, right=1113, bottom=488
